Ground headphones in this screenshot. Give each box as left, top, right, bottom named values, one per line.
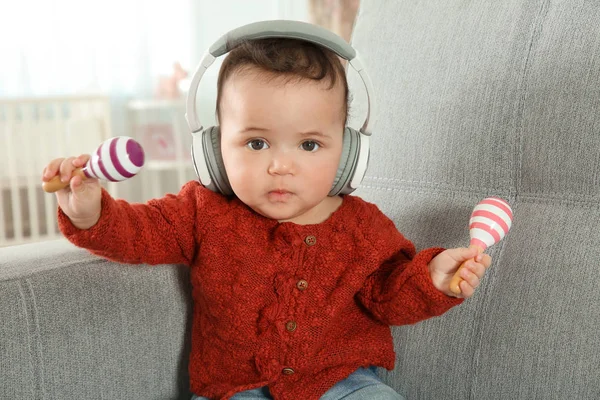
left=185, top=20, right=375, bottom=196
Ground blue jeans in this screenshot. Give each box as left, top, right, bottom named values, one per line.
left=191, top=367, right=404, bottom=399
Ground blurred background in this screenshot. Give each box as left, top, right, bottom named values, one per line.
left=0, top=0, right=360, bottom=247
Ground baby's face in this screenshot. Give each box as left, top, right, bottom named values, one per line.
left=219, top=68, right=345, bottom=224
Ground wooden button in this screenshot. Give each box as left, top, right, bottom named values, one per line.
left=282, top=367, right=295, bottom=375
left=296, top=280, right=308, bottom=291
left=285, top=321, right=297, bottom=332
left=304, top=235, right=316, bottom=246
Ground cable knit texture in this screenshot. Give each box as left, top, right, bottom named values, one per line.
left=58, top=181, right=463, bottom=400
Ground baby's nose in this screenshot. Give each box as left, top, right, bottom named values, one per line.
left=268, top=153, right=294, bottom=175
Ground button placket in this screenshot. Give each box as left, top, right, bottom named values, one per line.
left=289, top=236, right=314, bottom=339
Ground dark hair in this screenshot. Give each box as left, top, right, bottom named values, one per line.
left=216, top=38, right=349, bottom=125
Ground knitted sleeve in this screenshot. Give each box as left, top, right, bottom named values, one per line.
left=355, top=205, right=463, bottom=325
left=356, top=246, right=463, bottom=326
left=58, top=181, right=209, bottom=266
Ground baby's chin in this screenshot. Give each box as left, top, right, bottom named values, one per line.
left=243, top=201, right=310, bottom=223
left=242, top=195, right=337, bottom=224
left=250, top=205, right=301, bottom=222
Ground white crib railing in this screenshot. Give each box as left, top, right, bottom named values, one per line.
left=0, top=95, right=113, bottom=247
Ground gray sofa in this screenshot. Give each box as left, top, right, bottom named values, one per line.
left=2, top=1, right=599, bottom=399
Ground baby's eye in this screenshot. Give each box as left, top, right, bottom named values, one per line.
left=300, top=141, right=320, bottom=152
left=246, top=139, right=269, bottom=151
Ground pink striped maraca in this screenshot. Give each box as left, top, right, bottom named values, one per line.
left=449, top=197, right=513, bottom=295
left=42, top=136, right=145, bottom=193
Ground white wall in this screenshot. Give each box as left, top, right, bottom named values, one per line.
left=0, top=1, right=313, bottom=246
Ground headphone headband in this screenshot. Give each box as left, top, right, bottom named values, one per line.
left=185, top=20, right=374, bottom=137
left=209, top=20, right=356, bottom=60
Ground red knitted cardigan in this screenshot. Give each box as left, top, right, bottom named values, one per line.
left=58, top=181, right=462, bottom=400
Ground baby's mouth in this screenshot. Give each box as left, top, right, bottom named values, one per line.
left=267, top=189, right=293, bottom=201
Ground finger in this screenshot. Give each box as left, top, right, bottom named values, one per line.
left=475, top=252, right=491, bottom=262
left=55, top=183, right=70, bottom=207
left=43, top=158, right=66, bottom=181
left=460, top=265, right=481, bottom=288
left=59, top=157, right=77, bottom=182
left=84, top=177, right=100, bottom=188
left=459, top=280, right=475, bottom=298
left=464, top=260, right=486, bottom=279
left=70, top=175, right=86, bottom=193
left=481, top=254, right=492, bottom=269
left=72, top=154, right=91, bottom=168
left=450, top=247, right=478, bottom=262
left=79, top=177, right=101, bottom=195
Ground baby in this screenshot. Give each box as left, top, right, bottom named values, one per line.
left=42, top=37, right=491, bottom=400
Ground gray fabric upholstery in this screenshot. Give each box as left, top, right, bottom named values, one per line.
left=349, top=1, right=600, bottom=399
left=1, top=1, right=599, bottom=399
left=0, top=240, right=192, bottom=399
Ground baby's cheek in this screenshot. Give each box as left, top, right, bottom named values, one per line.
left=310, top=161, right=339, bottom=188
left=228, top=173, right=251, bottom=198
left=228, top=168, right=264, bottom=203
left=223, top=155, right=250, bottom=187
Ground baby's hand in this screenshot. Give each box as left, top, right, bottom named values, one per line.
left=428, top=247, right=492, bottom=298
left=42, top=154, right=102, bottom=229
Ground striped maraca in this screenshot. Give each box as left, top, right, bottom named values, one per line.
left=449, top=197, right=513, bottom=295
left=42, top=136, right=145, bottom=193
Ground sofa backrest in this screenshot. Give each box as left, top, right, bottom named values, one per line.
left=349, top=1, right=600, bottom=399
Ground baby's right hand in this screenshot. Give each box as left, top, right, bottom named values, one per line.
left=42, top=154, right=102, bottom=229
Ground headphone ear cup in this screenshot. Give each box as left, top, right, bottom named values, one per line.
left=203, top=126, right=233, bottom=196
left=329, top=127, right=361, bottom=196
left=191, top=126, right=233, bottom=195
left=190, top=128, right=211, bottom=189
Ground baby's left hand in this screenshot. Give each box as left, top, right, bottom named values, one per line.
left=428, top=247, right=492, bottom=298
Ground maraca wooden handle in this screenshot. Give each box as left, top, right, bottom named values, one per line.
left=449, top=245, right=484, bottom=295
left=42, top=168, right=86, bottom=193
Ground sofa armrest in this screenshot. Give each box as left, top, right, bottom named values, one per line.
left=0, top=239, right=192, bottom=399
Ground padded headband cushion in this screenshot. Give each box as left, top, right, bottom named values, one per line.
left=209, top=20, right=356, bottom=61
